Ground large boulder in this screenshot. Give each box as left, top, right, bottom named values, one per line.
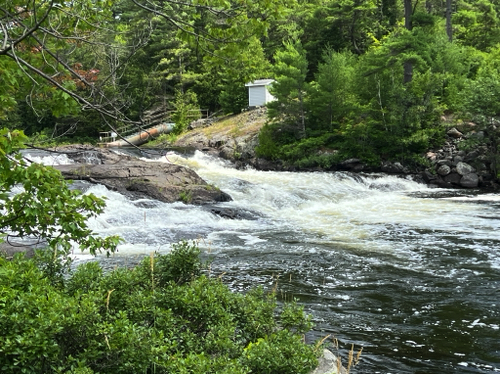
left=0, top=241, right=39, bottom=259
left=460, top=173, right=479, bottom=188
left=456, top=161, right=476, bottom=176
left=437, top=164, right=451, bottom=176
left=54, top=149, right=231, bottom=205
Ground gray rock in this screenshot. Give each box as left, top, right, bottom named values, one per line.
left=456, top=161, right=476, bottom=176
left=310, top=349, right=347, bottom=374
left=464, top=150, right=479, bottom=162
left=381, top=161, right=405, bottom=173
left=188, top=118, right=214, bottom=130
left=437, top=159, right=452, bottom=166
left=452, top=156, right=463, bottom=166
left=54, top=153, right=231, bottom=205
left=460, top=173, right=479, bottom=188
left=340, top=159, right=365, bottom=172
left=0, top=241, right=40, bottom=259
left=422, top=169, right=438, bottom=182
left=437, top=164, right=451, bottom=176
left=470, top=131, right=485, bottom=139
left=444, top=172, right=462, bottom=185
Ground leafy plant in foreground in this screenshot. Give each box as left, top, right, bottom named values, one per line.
left=0, top=242, right=318, bottom=374
left=0, top=129, right=121, bottom=260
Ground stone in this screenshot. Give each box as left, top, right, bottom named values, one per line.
left=426, top=152, right=437, bottom=162
left=381, top=161, right=405, bottom=173
left=447, top=127, right=463, bottom=138
left=422, top=169, right=437, bottom=183
left=444, top=172, right=462, bottom=185
left=0, top=242, right=36, bottom=259
left=437, top=164, right=451, bottom=176
left=54, top=149, right=232, bottom=205
left=456, top=161, right=476, bottom=176
left=470, top=131, right=485, bottom=139
left=339, top=158, right=365, bottom=172
left=460, top=173, right=479, bottom=188
left=310, top=349, right=347, bottom=374
left=188, top=118, right=214, bottom=130
left=437, top=159, right=452, bottom=166
left=452, top=155, right=463, bottom=166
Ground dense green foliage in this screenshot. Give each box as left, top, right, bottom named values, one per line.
left=2, top=0, right=500, bottom=168
left=0, top=242, right=318, bottom=374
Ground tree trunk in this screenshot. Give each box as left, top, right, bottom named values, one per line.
left=403, top=61, right=413, bottom=84
left=298, top=88, right=306, bottom=138
left=403, top=0, right=413, bottom=84
left=446, top=0, right=453, bottom=42
left=404, top=0, right=412, bottom=30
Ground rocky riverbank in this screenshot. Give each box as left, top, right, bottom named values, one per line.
left=172, top=108, right=499, bottom=190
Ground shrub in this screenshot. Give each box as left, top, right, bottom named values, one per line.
left=0, top=242, right=318, bottom=374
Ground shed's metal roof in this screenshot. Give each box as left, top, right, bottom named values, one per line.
left=245, top=79, right=275, bottom=87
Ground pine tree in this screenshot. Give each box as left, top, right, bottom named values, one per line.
left=268, top=40, right=309, bottom=139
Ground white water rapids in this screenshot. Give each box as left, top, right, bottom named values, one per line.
left=28, top=149, right=500, bottom=373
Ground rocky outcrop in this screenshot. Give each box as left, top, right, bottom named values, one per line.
left=173, top=107, right=267, bottom=169
left=0, top=242, right=37, bottom=259
left=53, top=146, right=231, bottom=205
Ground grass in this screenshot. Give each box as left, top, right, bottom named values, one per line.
left=196, top=110, right=267, bottom=138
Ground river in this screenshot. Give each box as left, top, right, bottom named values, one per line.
left=30, top=149, right=500, bottom=373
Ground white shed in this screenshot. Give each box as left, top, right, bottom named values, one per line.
left=245, top=79, right=276, bottom=107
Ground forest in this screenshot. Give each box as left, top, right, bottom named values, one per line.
left=1, top=0, right=499, bottom=170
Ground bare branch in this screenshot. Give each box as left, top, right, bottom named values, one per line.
left=0, top=0, right=55, bottom=56
left=6, top=50, right=140, bottom=125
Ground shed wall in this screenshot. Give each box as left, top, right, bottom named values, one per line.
left=248, top=86, right=267, bottom=106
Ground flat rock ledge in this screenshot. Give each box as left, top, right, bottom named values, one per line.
left=53, top=146, right=231, bottom=205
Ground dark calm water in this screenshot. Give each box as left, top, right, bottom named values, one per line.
left=29, top=149, right=500, bottom=373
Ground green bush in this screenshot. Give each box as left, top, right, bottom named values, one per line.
left=0, top=243, right=318, bottom=374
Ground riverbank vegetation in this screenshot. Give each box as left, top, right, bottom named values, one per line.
left=1, top=1, right=500, bottom=174
left=2, top=1, right=497, bottom=371
left=0, top=242, right=318, bottom=374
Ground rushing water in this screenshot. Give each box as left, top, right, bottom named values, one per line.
left=28, top=149, right=500, bottom=373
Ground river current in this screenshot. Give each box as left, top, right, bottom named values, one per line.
left=29, top=149, right=500, bottom=373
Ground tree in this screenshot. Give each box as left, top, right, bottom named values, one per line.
left=0, top=1, right=136, bottom=122
left=446, top=0, right=453, bottom=41
left=308, top=49, right=357, bottom=132
left=268, top=40, right=309, bottom=139
left=217, top=36, right=271, bottom=114
left=453, top=0, right=500, bottom=51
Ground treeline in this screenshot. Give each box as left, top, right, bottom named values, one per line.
left=258, top=0, right=500, bottom=168
left=1, top=0, right=500, bottom=167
